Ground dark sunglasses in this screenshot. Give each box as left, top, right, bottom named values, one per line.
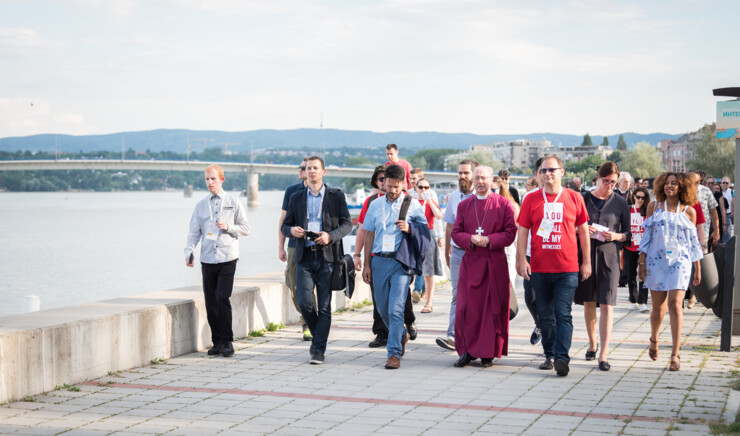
left=377, top=177, right=385, bottom=182
left=299, top=166, right=306, bottom=171
left=417, top=186, right=430, bottom=190
left=539, top=167, right=561, bottom=174
left=634, top=195, right=646, bottom=200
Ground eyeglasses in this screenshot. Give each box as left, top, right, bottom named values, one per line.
left=377, top=177, right=385, bottom=182
left=539, top=168, right=561, bottom=174
left=722, top=182, right=730, bottom=184
left=601, top=178, right=617, bottom=186
left=417, top=186, right=430, bottom=190
left=634, top=195, right=646, bottom=200
left=299, top=166, right=306, bottom=171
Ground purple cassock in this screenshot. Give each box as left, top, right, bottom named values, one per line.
left=451, top=193, right=517, bottom=359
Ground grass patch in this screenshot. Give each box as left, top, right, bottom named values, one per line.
left=54, top=384, right=80, bottom=392
left=150, top=357, right=167, bottom=365
left=337, top=299, right=373, bottom=313
left=266, top=322, right=285, bottom=332
left=248, top=329, right=266, bottom=338
left=710, top=420, right=740, bottom=434
left=107, top=371, right=123, bottom=378
left=21, top=395, right=36, bottom=402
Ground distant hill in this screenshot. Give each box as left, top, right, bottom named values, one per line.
left=0, top=128, right=680, bottom=153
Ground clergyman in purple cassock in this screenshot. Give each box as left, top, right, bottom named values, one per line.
left=451, top=167, right=517, bottom=367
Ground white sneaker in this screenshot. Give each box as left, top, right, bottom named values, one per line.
left=639, top=304, right=650, bottom=313
left=633, top=303, right=640, bottom=310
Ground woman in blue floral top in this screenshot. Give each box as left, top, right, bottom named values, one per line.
left=638, top=172, right=702, bottom=371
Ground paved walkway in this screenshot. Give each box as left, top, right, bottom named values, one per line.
left=1, top=280, right=738, bottom=435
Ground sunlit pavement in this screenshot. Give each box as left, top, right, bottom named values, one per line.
left=1, top=279, right=738, bottom=435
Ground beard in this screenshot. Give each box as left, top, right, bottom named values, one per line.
left=459, top=178, right=473, bottom=193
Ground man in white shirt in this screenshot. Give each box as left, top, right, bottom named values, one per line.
left=185, top=165, right=251, bottom=358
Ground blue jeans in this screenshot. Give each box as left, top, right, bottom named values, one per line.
left=446, top=247, right=464, bottom=338
left=413, top=273, right=425, bottom=293
left=723, top=215, right=733, bottom=244
left=522, top=256, right=539, bottom=329
left=372, top=256, right=412, bottom=358
left=530, top=272, right=579, bottom=363
left=296, top=249, right=334, bottom=355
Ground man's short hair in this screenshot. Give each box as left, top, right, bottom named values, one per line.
left=476, top=165, right=494, bottom=177
left=459, top=159, right=480, bottom=169
left=599, top=162, right=620, bottom=178
left=410, top=168, right=424, bottom=176
left=205, top=164, right=225, bottom=180
left=541, top=155, right=563, bottom=169
left=617, top=171, right=632, bottom=182
left=305, top=156, right=325, bottom=169
left=498, top=169, right=510, bottom=179
left=386, top=143, right=398, bottom=151
left=384, top=164, right=405, bottom=182
left=535, top=157, right=545, bottom=171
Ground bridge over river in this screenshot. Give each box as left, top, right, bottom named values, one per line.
left=0, top=159, right=528, bottom=205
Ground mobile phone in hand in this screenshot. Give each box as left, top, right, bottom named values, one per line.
left=305, top=231, right=320, bottom=240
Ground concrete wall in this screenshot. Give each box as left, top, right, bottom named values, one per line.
left=0, top=270, right=370, bottom=404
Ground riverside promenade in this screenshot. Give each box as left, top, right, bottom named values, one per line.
left=1, top=281, right=738, bottom=435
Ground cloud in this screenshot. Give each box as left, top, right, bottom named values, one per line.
left=0, top=98, right=89, bottom=136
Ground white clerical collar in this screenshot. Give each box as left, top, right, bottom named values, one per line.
left=476, top=194, right=489, bottom=200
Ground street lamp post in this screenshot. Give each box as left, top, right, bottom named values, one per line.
left=713, top=87, right=740, bottom=349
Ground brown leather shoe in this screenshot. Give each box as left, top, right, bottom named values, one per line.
left=401, top=332, right=410, bottom=356
left=385, top=355, right=400, bottom=369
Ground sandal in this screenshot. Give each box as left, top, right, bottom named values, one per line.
left=648, top=338, right=658, bottom=361
left=669, top=354, right=681, bottom=371
left=421, top=305, right=433, bottom=313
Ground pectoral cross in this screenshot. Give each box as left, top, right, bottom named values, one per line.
left=475, top=226, right=484, bottom=235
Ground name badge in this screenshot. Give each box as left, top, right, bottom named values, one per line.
left=536, top=219, right=554, bottom=239
left=632, top=232, right=642, bottom=246
left=205, top=222, right=219, bottom=241
left=307, top=221, right=320, bottom=233
left=544, top=203, right=563, bottom=223
left=382, top=234, right=396, bottom=252
left=665, top=239, right=680, bottom=265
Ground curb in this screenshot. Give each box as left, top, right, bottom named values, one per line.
left=724, top=389, right=740, bottom=424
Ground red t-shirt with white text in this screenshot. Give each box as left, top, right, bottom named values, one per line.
left=517, top=188, right=589, bottom=273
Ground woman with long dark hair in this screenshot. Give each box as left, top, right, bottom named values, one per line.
left=624, top=187, right=650, bottom=313
left=574, top=162, right=631, bottom=371
left=638, top=172, right=702, bottom=371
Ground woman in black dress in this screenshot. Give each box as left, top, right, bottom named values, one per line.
left=574, top=162, right=631, bottom=371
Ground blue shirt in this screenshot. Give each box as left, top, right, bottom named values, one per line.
left=443, top=189, right=474, bottom=248
left=362, top=193, right=427, bottom=253
left=305, top=184, right=325, bottom=247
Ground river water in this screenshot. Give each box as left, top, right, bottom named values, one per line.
left=0, top=190, right=292, bottom=318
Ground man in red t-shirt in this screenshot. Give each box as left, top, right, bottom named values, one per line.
left=385, top=143, right=412, bottom=190
left=516, top=155, right=591, bottom=377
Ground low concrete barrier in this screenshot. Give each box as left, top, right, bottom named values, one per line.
left=0, top=270, right=370, bottom=404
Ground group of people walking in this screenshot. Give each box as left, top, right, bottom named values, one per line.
left=184, top=146, right=733, bottom=376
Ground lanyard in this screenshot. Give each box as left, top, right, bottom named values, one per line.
left=207, top=194, right=223, bottom=223
left=381, top=193, right=404, bottom=231
left=542, top=187, right=564, bottom=206
left=663, top=201, right=681, bottom=242
left=307, top=187, right=323, bottom=222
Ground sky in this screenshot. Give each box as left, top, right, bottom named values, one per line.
left=1, top=0, right=738, bottom=138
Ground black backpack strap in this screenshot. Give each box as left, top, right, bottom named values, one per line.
left=398, top=195, right=413, bottom=221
